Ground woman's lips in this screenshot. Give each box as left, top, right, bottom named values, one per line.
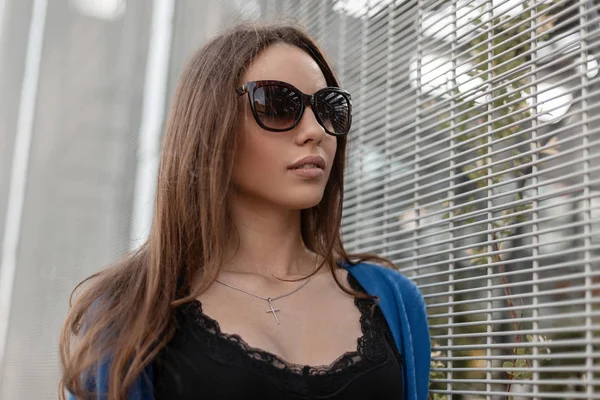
left=288, top=167, right=324, bottom=178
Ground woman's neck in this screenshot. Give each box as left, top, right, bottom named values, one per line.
left=223, top=199, right=316, bottom=279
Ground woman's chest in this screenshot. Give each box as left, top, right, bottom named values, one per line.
left=154, top=287, right=403, bottom=399
left=195, top=283, right=365, bottom=367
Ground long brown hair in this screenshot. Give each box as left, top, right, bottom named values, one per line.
left=59, top=21, right=394, bottom=400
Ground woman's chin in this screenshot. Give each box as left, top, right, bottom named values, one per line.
left=283, top=193, right=325, bottom=210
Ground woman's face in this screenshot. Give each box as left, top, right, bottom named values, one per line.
left=232, top=43, right=338, bottom=210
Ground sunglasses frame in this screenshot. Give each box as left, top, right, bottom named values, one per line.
left=236, top=80, right=352, bottom=136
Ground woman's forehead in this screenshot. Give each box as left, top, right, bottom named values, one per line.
left=242, top=43, right=327, bottom=94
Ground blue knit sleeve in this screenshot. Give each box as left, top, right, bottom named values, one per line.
left=347, top=262, right=431, bottom=400
left=401, top=275, right=431, bottom=399
left=67, top=358, right=153, bottom=400
left=65, top=367, right=99, bottom=400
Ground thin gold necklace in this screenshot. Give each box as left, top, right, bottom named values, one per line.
left=214, top=256, right=320, bottom=325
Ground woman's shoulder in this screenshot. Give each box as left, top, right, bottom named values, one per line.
left=343, top=260, right=427, bottom=313
left=343, top=261, right=420, bottom=293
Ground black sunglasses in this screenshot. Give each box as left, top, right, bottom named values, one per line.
left=236, top=80, right=352, bottom=136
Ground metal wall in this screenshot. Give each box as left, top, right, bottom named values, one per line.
left=0, top=0, right=597, bottom=399
left=0, top=0, right=151, bottom=397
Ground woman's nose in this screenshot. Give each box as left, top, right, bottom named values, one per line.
left=294, top=106, right=326, bottom=143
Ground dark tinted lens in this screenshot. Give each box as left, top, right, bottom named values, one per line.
left=315, top=91, right=351, bottom=134
left=252, top=85, right=302, bottom=130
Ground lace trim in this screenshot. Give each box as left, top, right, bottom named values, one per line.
left=179, top=272, right=391, bottom=397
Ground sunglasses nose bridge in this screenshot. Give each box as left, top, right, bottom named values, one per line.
left=296, top=97, right=327, bottom=140
left=302, top=92, right=313, bottom=104
left=302, top=93, right=324, bottom=119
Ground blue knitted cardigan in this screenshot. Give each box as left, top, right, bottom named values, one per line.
left=70, top=262, right=431, bottom=400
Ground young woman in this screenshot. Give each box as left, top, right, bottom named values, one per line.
left=59, top=22, right=430, bottom=400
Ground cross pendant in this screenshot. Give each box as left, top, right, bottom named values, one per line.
left=265, top=297, right=281, bottom=325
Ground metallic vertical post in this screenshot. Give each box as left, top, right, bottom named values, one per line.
left=413, top=0, right=423, bottom=280
left=485, top=2, right=493, bottom=398
left=337, top=0, right=346, bottom=85
left=578, top=1, right=593, bottom=398
left=355, top=0, right=370, bottom=250
left=0, top=0, right=48, bottom=372
left=382, top=2, right=394, bottom=258
left=129, top=0, right=175, bottom=250
left=447, top=1, right=457, bottom=397
left=529, top=2, right=540, bottom=399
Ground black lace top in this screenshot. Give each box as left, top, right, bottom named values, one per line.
left=153, top=272, right=404, bottom=399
